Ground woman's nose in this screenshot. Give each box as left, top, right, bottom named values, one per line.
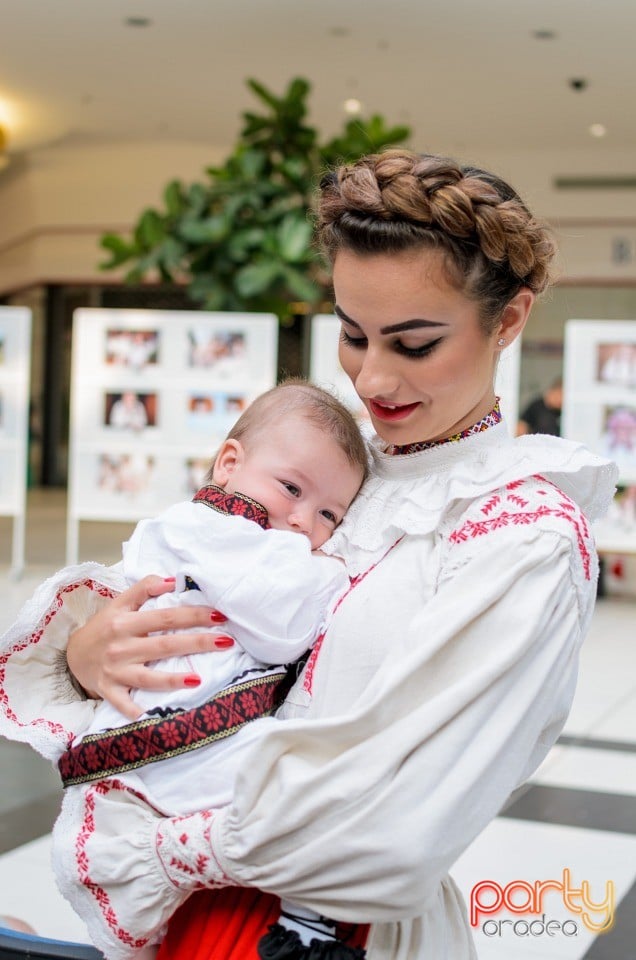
left=354, top=347, right=400, bottom=399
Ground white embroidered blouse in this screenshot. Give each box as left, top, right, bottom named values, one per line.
left=0, top=422, right=618, bottom=959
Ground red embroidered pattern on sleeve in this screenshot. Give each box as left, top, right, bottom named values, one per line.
left=448, top=475, right=592, bottom=580
left=76, top=780, right=154, bottom=949
left=0, top=580, right=117, bottom=740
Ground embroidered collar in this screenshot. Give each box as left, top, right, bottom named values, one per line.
left=386, top=399, right=502, bottom=456
left=192, top=484, right=270, bottom=529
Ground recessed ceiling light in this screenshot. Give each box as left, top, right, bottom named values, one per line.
left=125, top=16, right=152, bottom=27
left=532, top=29, right=556, bottom=40
left=589, top=123, right=607, bottom=138
left=343, top=98, right=362, bottom=115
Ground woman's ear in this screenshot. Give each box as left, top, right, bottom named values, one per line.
left=211, top=439, right=244, bottom=487
left=496, top=288, right=535, bottom=347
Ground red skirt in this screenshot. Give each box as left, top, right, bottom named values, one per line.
left=157, top=889, right=370, bottom=960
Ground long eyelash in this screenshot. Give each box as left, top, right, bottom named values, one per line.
left=340, top=329, right=366, bottom=348
left=340, top=328, right=442, bottom=359
left=395, top=338, right=443, bottom=358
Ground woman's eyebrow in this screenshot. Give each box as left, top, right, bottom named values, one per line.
left=334, top=304, right=447, bottom=335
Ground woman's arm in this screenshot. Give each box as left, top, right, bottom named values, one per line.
left=0, top=565, right=233, bottom=758
left=198, top=524, right=591, bottom=919
left=74, top=512, right=596, bottom=940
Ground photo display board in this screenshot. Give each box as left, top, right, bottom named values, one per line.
left=310, top=314, right=521, bottom=431
left=0, top=307, right=32, bottom=574
left=68, top=309, right=278, bottom=562
left=563, top=319, right=636, bottom=552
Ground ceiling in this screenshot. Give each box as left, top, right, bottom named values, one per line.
left=1, top=0, right=635, bottom=161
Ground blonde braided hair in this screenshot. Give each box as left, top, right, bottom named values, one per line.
left=318, top=150, right=557, bottom=331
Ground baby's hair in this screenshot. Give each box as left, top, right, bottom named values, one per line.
left=318, top=149, right=558, bottom=332
left=204, top=378, right=368, bottom=483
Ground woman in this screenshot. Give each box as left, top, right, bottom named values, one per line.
left=0, top=150, right=617, bottom=959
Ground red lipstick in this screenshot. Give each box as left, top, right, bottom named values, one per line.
left=369, top=399, right=420, bottom=422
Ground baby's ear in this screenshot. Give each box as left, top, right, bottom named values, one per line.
left=212, top=439, right=244, bottom=485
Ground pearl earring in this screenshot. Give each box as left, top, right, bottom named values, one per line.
left=497, top=338, right=506, bottom=346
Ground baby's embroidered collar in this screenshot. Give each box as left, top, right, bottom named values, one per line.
left=192, top=484, right=270, bottom=529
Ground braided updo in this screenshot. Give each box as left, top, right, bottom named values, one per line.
left=318, top=150, right=557, bottom=332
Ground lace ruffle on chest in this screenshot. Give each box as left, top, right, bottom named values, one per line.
left=321, top=423, right=618, bottom=574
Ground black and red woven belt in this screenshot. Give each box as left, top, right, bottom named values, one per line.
left=58, top=668, right=291, bottom=787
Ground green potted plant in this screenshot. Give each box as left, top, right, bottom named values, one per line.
left=100, top=77, right=411, bottom=321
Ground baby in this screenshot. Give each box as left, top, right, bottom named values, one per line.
left=53, top=380, right=368, bottom=960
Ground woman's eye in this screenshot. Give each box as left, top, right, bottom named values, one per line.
left=282, top=481, right=301, bottom=497
left=340, top=329, right=367, bottom=349
left=395, top=337, right=443, bottom=358
left=320, top=509, right=337, bottom=524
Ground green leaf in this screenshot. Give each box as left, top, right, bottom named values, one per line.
left=276, top=215, right=313, bottom=263
left=99, top=233, right=135, bottom=269
left=178, top=216, right=228, bottom=244
left=227, top=227, right=266, bottom=262
left=163, top=180, right=185, bottom=217
left=235, top=260, right=282, bottom=298
left=134, top=209, right=166, bottom=249
left=246, top=78, right=282, bottom=111
left=281, top=265, right=319, bottom=303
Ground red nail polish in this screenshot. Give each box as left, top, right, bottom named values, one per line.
left=163, top=577, right=176, bottom=583
left=184, top=674, right=201, bottom=687
left=210, top=610, right=227, bottom=623
left=214, top=636, right=234, bottom=649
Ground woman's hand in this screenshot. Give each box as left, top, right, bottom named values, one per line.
left=67, top=575, right=233, bottom=721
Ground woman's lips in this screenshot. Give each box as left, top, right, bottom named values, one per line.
left=368, top=399, right=420, bottom=422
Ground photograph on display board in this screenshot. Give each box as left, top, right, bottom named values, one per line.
left=105, top=329, right=160, bottom=370
left=187, top=327, right=247, bottom=375
left=97, top=453, right=156, bottom=499
left=600, top=404, right=636, bottom=468
left=184, top=391, right=249, bottom=437
left=596, top=342, right=636, bottom=388
left=0, top=333, right=4, bottom=364
left=187, top=395, right=217, bottom=433
left=104, top=391, right=157, bottom=431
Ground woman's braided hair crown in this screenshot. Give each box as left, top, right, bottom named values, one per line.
left=318, top=150, right=557, bottom=329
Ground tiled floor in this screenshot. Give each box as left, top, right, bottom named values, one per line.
left=0, top=490, right=634, bottom=957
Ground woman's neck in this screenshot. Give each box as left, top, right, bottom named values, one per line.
left=385, top=399, right=502, bottom=456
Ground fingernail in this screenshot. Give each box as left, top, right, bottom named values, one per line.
left=214, top=636, right=234, bottom=649
left=163, top=577, right=176, bottom=583
left=210, top=611, right=227, bottom=623
left=184, top=674, right=201, bottom=687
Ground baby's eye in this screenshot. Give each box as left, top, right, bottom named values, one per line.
left=320, top=509, right=337, bottom=524
left=282, top=481, right=301, bottom=497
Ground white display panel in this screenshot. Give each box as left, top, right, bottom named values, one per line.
left=67, top=309, right=278, bottom=563
left=563, top=319, right=636, bottom=553
left=0, top=307, right=31, bottom=575
left=310, top=314, right=521, bottom=432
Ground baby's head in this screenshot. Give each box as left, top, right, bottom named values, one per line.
left=208, top=380, right=368, bottom=550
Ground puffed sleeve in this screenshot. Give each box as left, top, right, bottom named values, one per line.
left=201, top=520, right=595, bottom=920
left=0, top=562, right=126, bottom=761
left=123, top=502, right=349, bottom=663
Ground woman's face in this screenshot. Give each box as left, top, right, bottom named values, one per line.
left=333, top=249, right=518, bottom=446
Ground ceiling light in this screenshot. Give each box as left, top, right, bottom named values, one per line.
left=532, top=29, right=556, bottom=40
left=589, top=123, right=607, bottom=138
left=343, top=98, right=362, bottom=115
left=125, top=16, right=152, bottom=27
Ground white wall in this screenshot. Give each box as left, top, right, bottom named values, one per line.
left=1, top=141, right=636, bottom=295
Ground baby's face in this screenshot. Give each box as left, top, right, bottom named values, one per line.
left=215, top=415, right=363, bottom=550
